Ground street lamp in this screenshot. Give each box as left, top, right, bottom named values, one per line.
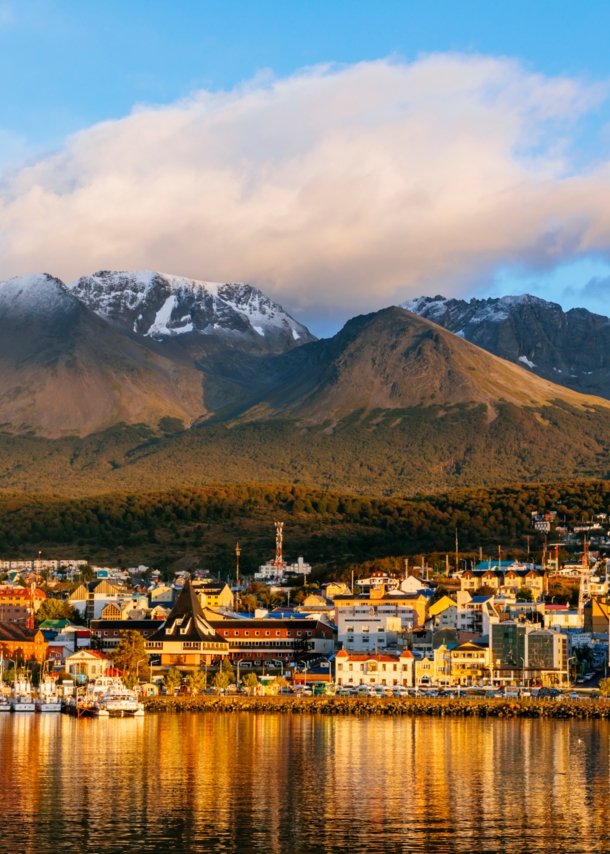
left=567, top=656, right=577, bottom=690
left=298, top=659, right=309, bottom=692
left=235, top=658, right=246, bottom=687
left=135, top=657, right=147, bottom=685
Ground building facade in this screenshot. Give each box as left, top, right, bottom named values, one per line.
left=335, top=649, right=414, bottom=687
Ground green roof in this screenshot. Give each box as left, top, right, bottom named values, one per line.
left=38, top=619, right=75, bottom=628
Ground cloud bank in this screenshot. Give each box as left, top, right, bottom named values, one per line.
left=1, top=54, right=610, bottom=323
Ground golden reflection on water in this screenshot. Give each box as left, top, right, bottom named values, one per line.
left=1, top=713, right=610, bottom=853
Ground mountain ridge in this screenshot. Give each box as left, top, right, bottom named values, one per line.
left=402, top=292, right=610, bottom=398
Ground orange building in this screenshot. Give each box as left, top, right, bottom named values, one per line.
left=0, top=585, right=46, bottom=626
left=0, top=621, right=48, bottom=663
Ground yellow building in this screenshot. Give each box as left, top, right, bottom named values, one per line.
left=450, top=641, right=490, bottom=685
left=192, top=581, right=234, bottom=610
left=333, top=586, right=429, bottom=628
left=584, top=598, right=609, bottom=633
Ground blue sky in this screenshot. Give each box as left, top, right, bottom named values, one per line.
left=2, top=0, right=610, bottom=335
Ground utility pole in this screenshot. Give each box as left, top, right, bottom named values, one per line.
left=455, top=528, right=459, bottom=574
left=497, top=544, right=501, bottom=568
left=404, top=558, right=409, bottom=580
left=525, top=535, right=531, bottom=558
left=445, top=554, right=449, bottom=576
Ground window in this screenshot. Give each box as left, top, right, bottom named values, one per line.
left=265, top=631, right=270, bottom=637
left=255, top=631, right=260, bottom=637
left=234, top=631, right=239, bottom=636
left=276, top=631, right=281, bottom=636
left=245, top=631, right=249, bottom=637
left=297, top=631, right=302, bottom=637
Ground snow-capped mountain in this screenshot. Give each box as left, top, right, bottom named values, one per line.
left=401, top=293, right=610, bottom=399
left=67, top=270, right=316, bottom=353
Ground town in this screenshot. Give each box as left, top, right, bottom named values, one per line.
left=1, top=510, right=610, bottom=711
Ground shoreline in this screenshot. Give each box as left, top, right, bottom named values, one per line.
left=142, top=695, right=610, bottom=718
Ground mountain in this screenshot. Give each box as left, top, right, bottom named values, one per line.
left=0, top=274, right=207, bottom=437
left=402, top=293, right=610, bottom=399
left=199, top=306, right=610, bottom=424
left=0, top=270, right=316, bottom=437
left=67, top=270, right=315, bottom=354
left=4, top=290, right=610, bottom=495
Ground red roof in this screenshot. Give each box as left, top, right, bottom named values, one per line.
left=336, top=650, right=413, bottom=662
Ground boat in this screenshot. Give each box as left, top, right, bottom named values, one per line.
left=10, top=677, right=36, bottom=712
left=93, top=681, right=145, bottom=717
left=0, top=693, right=10, bottom=712
left=35, top=677, right=61, bottom=712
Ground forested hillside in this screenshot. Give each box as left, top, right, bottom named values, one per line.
left=0, top=480, right=604, bottom=577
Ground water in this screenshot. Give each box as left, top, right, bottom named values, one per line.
left=1, top=713, right=610, bottom=853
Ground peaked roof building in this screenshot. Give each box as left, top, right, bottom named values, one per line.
left=146, top=581, right=230, bottom=667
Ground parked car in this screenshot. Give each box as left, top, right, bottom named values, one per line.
left=357, top=685, right=375, bottom=697
left=392, top=686, right=409, bottom=697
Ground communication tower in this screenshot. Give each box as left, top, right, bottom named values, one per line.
left=578, top=535, right=591, bottom=617
left=274, top=522, right=284, bottom=569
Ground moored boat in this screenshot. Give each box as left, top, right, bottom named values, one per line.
left=10, top=677, right=35, bottom=712
left=35, top=677, right=61, bottom=712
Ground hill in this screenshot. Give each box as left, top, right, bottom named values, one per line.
left=0, top=480, right=604, bottom=576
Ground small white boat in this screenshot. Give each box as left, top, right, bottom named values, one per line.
left=93, top=681, right=145, bottom=717
left=10, top=677, right=36, bottom=712
left=35, top=677, right=61, bottom=712
left=0, top=694, right=10, bottom=712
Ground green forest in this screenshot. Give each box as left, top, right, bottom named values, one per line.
left=2, top=400, right=610, bottom=497
left=0, top=479, right=605, bottom=578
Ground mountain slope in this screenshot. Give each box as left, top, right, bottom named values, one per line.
left=67, top=270, right=316, bottom=354
left=200, top=307, right=610, bottom=424
left=402, top=293, right=610, bottom=398
left=0, top=274, right=206, bottom=437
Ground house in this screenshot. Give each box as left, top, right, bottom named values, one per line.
left=457, top=596, right=498, bottom=635
left=322, top=582, right=350, bottom=600
left=149, top=585, right=176, bottom=607
left=69, top=580, right=125, bottom=621
left=335, top=649, right=414, bottom=687
left=450, top=641, right=490, bottom=685
left=414, top=653, right=435, bottom=685
left=145, top=581, right=230, bottom=668
left=65, top=649, right=111, bottom=680
left=427, top=595, right=459, bottom=629
left=0, top=621, right=48, bottom=663
left=543, top=606, right=581, bottom=630
left=191, top=580, right=234, bottom=611
left=584, top=598, right=610, bottom=634
left=209, top=618, right=334, bottom=664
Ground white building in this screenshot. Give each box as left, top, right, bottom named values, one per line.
left=338, top=611, right=403, bottom=652
left=335, top=649, right=415, bottom=687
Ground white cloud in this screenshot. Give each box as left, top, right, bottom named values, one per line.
left=1, top=54, right=610, bottom=323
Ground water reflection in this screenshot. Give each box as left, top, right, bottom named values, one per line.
left=1, top=713, right=610, bottom=853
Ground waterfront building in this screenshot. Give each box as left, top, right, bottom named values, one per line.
left=209, top=618, right=334, bottom=664
left=335, top=649, right=414, bottom=687
left=0, top=621, right=48, bottom=663
left=490, top=621, right=568, bottom=685
left=91, top=619, right=164, bottom=651
left=149, top=585, right=176, bottom=607
left=145, top=581, right=230, bottom=668
left=450, top=641, right=491, bottom=685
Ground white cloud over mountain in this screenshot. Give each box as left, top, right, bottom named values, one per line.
left=1, top=54, right=610, bottom=323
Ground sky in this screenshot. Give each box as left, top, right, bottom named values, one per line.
left=2, top=1, right=610, bottom=336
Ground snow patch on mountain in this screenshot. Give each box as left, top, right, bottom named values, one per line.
left=67, top=270, right=314, bottom=349
left=0, top=273, right=76, bottom=320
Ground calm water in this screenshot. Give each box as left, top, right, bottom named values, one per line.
left=1, top=713, right=610, bottom=853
